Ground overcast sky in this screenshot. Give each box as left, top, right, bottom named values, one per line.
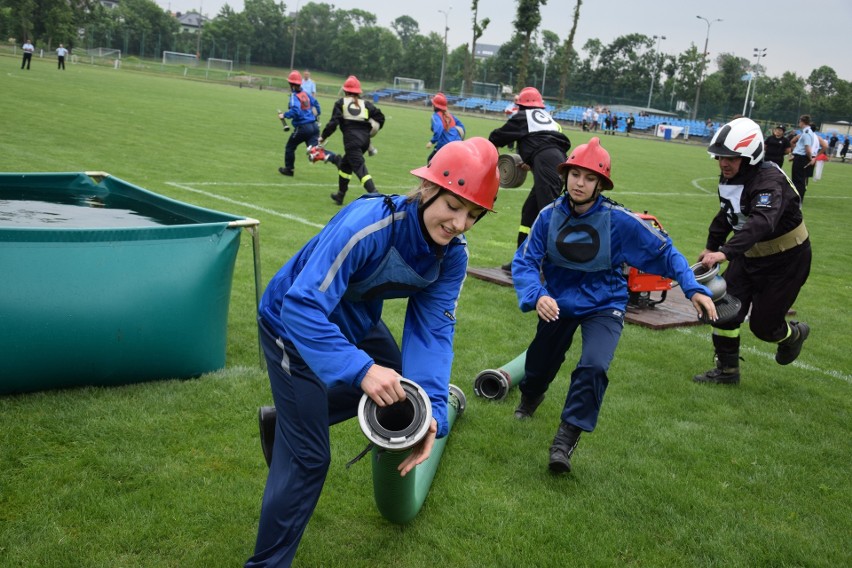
left=159, top=0, right=852, bottom=81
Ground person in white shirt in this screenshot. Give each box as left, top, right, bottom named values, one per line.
left=301, top=70, right=317, bottom=98
left=21, top=40, right=34, bottom=70
left=56, top=44, right=69, bottom=70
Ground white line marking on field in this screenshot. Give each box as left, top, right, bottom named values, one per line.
left=691, top=177, right=715, bottom=194
left=166, top=181, right=325, bottom=228
left=674, top=326, right=851, bottom=384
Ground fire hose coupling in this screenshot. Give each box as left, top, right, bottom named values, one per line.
left=473, top=369, right=511, bottom=401
left=358, top=378, right=433, bottom=452
left=690, top=262, right=742, bottom=325
left=473, top=350, right=527, bottom=401
left=448, top=384, right=466, bottom=417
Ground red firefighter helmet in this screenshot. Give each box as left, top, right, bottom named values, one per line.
left=410, top=137, right=499, bottom=211
left=517, top=86, right=545, bottom=109
left=557, top=136, right=613, bottom=190
left=287, top=70, right=302, bottom=85
left=343, top=75, right=362, bottom=94
left=431, top=92, right=448, bottom=111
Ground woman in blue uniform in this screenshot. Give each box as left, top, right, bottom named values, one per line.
left=425, top=92, right=465, bottom=162
left=246, top=137, right=500, bottom=567
left=510, top=137, right=717, bottom=474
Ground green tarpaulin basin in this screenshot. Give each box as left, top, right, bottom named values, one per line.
left=0, top=172, right=260, bottom=395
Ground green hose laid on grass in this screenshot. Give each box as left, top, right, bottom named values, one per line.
left=360, top=382, right=466, bottom=524
left=473, top=350, right=527, bottom=400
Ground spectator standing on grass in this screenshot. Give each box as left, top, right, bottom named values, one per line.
left=487, top=86, right=571, bottom=272
left=789, top=114, right=817, bottom=202
left=278, top=70, right=321, bottom=177
left=828, top=132, right=839, bottom=159
left=319, top=76, right=385, bottom=206
left=763, top=124, right=792, bottom=168
left=509, top=137, right=716, bottom=474
left=56, top=44, right=68, bottom=70
left=693, top=117, right=811, bottom=385
left=246, top=138, right=500, bottom=568
left=301, top=70, right=317, bottom=98
left=625, top=113, right=635, bottom=136
left=21, top=40, right=34, bottom=70
left=841, top=137, right=850, bottom=162
left=426, top=92, right=465, bottom=163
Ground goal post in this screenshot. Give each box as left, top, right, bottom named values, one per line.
left=162, top=51, right=199, bottom=66
left=393, top=76, right=425, bottom=91
left=207, top=58, right=234, bottom=72
left=76, top=48, right=121, bottom=67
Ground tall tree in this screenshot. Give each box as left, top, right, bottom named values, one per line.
left=463, top=0, right=489, bottom=95
left=539, top=29, right=559, bottom=96
left=391, top=15, right=418, bottom=49
left=557, top=0, right=581, bottom=101
left=513, top=0, right=546, bottom=89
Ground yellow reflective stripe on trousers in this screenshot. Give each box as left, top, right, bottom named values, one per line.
left=712, top=327, right=740, bottom=338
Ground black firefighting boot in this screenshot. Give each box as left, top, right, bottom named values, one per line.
left=549, top=421, right=582, bottom=474
left=775, top=321, right=810, bottom=365
left=513, top=392, right=545, bottom=420
left=693, top=352, right=741, bottom=385
left=363, top=178, right=377, bottom=194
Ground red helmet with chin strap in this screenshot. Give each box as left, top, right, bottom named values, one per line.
left=431, top=92, right=448, bottom=111
left=557, top=137, right=613, bottom=190
left=410, top=137, right=500, bottom=211
left=343, top=75, right=362, bottom=94
left=287, top=70, right=302, bottom=85
left=517, top=86, right=545, bottom=109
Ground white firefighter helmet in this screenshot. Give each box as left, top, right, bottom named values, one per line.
left=707, top=117, right=765, bottom=165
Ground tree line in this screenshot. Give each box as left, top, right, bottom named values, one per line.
left=3, top=0, right=849, bottom=125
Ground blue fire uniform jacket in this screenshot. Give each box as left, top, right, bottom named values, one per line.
left=259, top=194, right=468, bottom=437
left=429, top=112, right=465, bottom=149
left=513, top=195, right=710, bottom=316
left=284, top=89, right=320, bottom=126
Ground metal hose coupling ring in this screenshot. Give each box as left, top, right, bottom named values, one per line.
left=358, top=378, right=433, bottom=452
left=473, top=368, right=511, bottom=400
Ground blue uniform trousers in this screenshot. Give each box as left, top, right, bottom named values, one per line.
left=246, top=317, right=401, bottom=568
left=519, top=310, right=624, bottom=432
left=284, top=122, right=319, bottom=170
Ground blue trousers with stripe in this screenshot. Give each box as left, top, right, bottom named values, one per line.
left=246, top=317, right=401, bottom=568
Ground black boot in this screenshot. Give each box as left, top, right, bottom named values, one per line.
left=258, top=406, right=277, bottom=467
left=514, top=392, right=544, bottom=420
left=693, top=352, right=740, bottom=385
left=549, top=421, right=582, bottom=473
left=330, top=192, right=345, bottom=205
left=775, top=321, right=810, bottom=365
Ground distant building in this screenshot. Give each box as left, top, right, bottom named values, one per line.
left=176, top=12, right=209, bottom=34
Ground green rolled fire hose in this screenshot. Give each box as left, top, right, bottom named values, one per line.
left=360, top=383, right=466, bottom=524
left=472, top=350, right=527, bottom=400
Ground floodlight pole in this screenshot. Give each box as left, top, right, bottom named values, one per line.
left=692, top=16, right=722, bottom=121
left=289, top=0, right=301, bottom=70
left=748, top=48, right=767, bottom=118
left=646, top=34, right=666, bottom=110
left=438, top=6, right=451, bottom=92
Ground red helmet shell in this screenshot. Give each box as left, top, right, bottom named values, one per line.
left=287, top=70, right=302, bottom=85
left=431, top=92, right=448, bottom=111
left=557, top=137, right=613, bottom=190
left=517, top=87, right=545, bottom=108
left=343, top=75, right=362, bottom=94
left=410, top=137, right=500, bottom=211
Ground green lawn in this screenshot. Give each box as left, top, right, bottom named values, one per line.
left=1, top=59, right=850, bottom=568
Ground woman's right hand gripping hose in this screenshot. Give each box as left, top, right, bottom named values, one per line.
left=361, top=363, right=407, bottom=407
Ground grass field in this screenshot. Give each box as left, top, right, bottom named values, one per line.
left=1, top=60, right=850, bottom=568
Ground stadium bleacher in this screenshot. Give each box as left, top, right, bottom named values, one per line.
left=367, top=89, right=730, bottom=139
